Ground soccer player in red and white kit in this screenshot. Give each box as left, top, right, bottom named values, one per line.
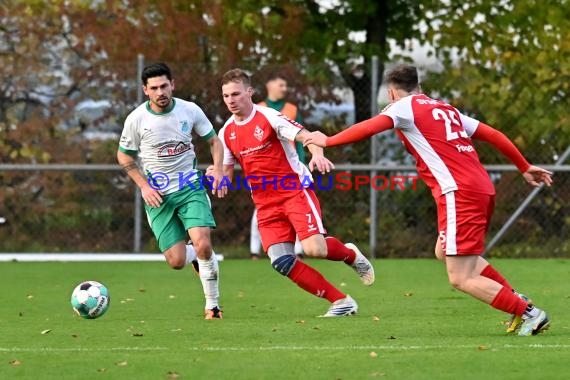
left=304, top=64, right=553, bottom=335
left=213, top=68, right=375, bottom=317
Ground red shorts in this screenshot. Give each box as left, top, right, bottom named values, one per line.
left=436, top=191, right=495, bottom=256
left=254, top=188, right=326, bottom=252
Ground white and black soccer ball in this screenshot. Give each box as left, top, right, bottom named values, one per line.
left=70, top=281, right=110, bottom=319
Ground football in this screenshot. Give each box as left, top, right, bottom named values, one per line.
left=70, top=281, right=110, bottom=319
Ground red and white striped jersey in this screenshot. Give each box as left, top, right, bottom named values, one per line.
left=219, top=105, right=311, bottom=195
left=381, top=94, right=495, bottom=197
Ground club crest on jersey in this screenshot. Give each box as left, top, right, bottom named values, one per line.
left=180, top=120, right=190, bottom=134
left=229, top=131, right=236, bottom=140
left=253, top=125, right=264, bottom=141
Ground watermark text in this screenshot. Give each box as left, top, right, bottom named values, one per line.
left=147, top=171, right=419, bottom=192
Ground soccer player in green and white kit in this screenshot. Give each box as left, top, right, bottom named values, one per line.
left=117, top=62, right=227, bottom=319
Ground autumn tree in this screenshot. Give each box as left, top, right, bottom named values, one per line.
left=422, top=0, right=570, bottom=161
left=2, top=0, right=566, bottom=254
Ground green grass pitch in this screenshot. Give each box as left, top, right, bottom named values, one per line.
left=0, top=258, right=568, bottom=380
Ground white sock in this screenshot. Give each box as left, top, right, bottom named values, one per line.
left=294, top=236, right=303, bottom=255
left=523, top=305, right=541, bottom=319
left=250, top=209, right=261, bottom=255
left=185, top=245, right=197, bottom=266
left=197, top=253, right=219, bottom=310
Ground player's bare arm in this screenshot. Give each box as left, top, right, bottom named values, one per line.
left=223, top=164, right=234, bottom=182
left=295, top=129, right=334, bottom=174
left=523, top=165, right=553, bottom=187
left=207, top=135, right=227, bottom=198
left=302, top=131, right=329, bottom=148
left=206, top=164, right=234, bottom=195
left=117, top=150, right=163, bottom=208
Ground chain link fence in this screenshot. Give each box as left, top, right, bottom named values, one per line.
left=1, top=60, right=568, bottom=258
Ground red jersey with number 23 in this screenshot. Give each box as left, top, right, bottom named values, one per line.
left=381, top=94, right=495, bottom=197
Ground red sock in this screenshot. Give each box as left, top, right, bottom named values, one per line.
left=491, top=286, right=528, bottom=315
left=288, top=260, right=345, bottom=302
left=480, top=265, right=513, bottom=291
left=325, top=236, right=356, bottom=264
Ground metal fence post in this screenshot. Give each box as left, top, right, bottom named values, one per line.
left=133, top=54, right=144, bottom=252
left=369, top=56, right=379, bottom=258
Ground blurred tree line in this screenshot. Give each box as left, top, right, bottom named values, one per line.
left=0, top=0, right=567, bottom=256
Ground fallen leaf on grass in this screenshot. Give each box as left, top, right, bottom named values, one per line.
left=295, top=320, right=305, bottom=324
left=9, top=359, right=22, bottom=366
left=138, top=288, right=146, bottom=293
left=170, top=328, right=182, bottom=332
left=169, top=295, right=176, bottom=299
left=370, top=371, right=385, bottom=377
left=41, top=329, right=51, bottom=335
left=404, top=292, right=413, bottom=297
left=71, top=334, right=79, bottom=338
left=387, top=336, right=396, bottom=340
left=478, top=345, right=488, bottom=351
left=340, top=282, right=347, bottom=287
left=167, top=371, right=180, bottom=379
left=116, top=361, right=128, bottom=367
left=97, top=368, right=106, bottom=372
left=372, top=316, right=380, bottom=321
left=132, top=333, right=144, bottom=337
left=370, top=351, right=378, bottom=358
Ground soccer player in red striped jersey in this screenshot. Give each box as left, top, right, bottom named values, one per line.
left=303, top=64, right=553, bottom=335
left=211, top=68, right=375, bottom=317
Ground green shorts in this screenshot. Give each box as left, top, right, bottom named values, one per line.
left=145, top=184, right=216, bottom=252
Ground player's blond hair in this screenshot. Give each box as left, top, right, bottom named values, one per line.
left=221, top=68, right=251, bottom=87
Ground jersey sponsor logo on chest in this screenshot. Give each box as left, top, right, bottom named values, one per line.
left=239, top=141, right=271, bottom=157
left=157, top=141, right=191, bottom=157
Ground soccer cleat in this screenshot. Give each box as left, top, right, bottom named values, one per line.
left=320, top=295, right=358, bottom=317
left=204, top=306, right=223, bottom=320
left=505, top=293, right=531, bottom=333
left=518, top=309, right=550, bottom=336
left=345, top=243, right=375, bottom=286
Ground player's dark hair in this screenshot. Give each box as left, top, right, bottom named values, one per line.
left=385, top=64, right=419, bottom=93
left=266, top=71, right=287, bottom=83
left=141, top=62, right=172, bottom=85
left=221, top=68, right=251, bottom=87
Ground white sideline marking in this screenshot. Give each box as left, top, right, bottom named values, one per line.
left=0, top=346, right=168, bottom=353
left=190, top=344, right=570, bottom=352
left=2, top=344, right=568, bottom=353
left=0, top=253, right=224, bottom=262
